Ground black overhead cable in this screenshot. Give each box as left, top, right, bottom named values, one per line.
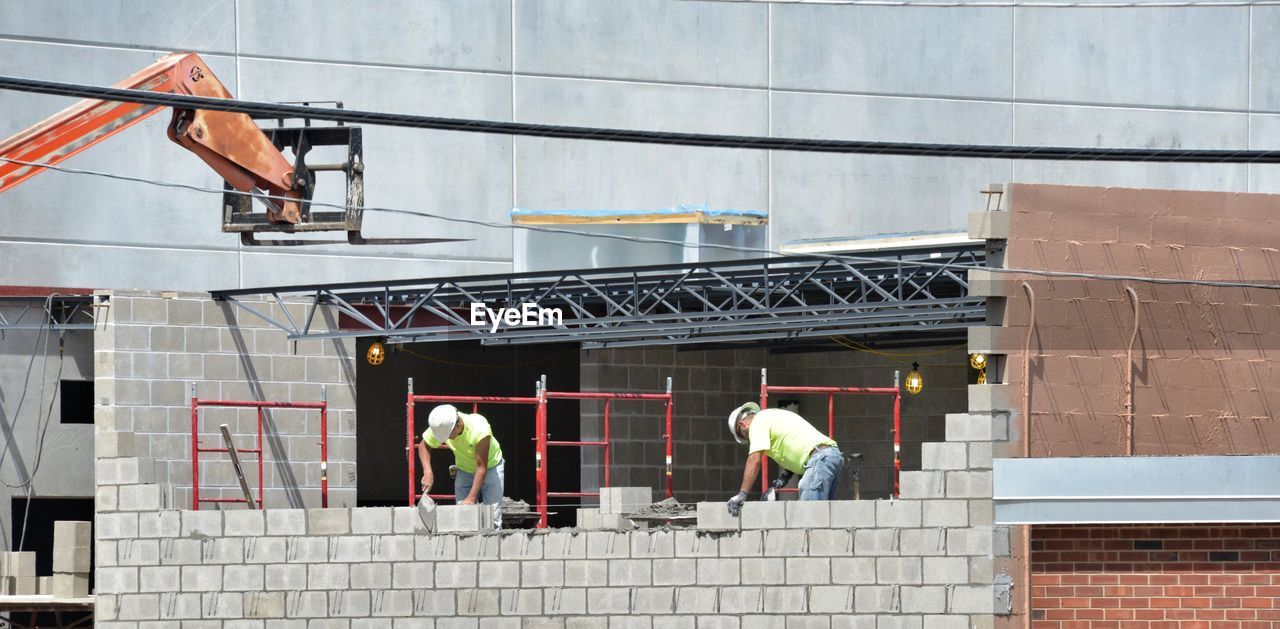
left=1, top=74, right=1279, bottom=163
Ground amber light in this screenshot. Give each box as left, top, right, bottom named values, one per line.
left=366, top=341, right=386, bottom=366
left=904, top=361, right=923, bottom=395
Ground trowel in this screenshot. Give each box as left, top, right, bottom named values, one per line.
left=417, top=494, right=437, bottom=533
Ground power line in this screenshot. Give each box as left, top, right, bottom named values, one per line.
left=4, top=155, right=1279, bottom=292
left=684, top=0, right=1280, bottom=7
left=3, top=75, right=1280, bottom=163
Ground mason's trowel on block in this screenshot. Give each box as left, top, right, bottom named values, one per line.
left=417, top=495, right=437, bottom=533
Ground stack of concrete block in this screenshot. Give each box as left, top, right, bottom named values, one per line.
left=51, top=521, right=91, bottom=598
left=577, top=487, right=652, bottom=530
left=0, top=551, right=36, bottom=595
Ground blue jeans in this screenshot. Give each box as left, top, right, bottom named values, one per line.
left=798, top=446, right=843, bottom=501
left=454, top=461, right=505, bottom=528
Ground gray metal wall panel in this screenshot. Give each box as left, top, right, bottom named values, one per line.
left=512, top=0, right=769, bottom=86
left=1014, top=8, right=1249, bottom=109
left=1, top=0, right=237, bottom=54
left=515, top=76, right=768, bottom=135
left=770, top=5, right=1013, bottom=98
left=237, top=0, right=512, bottom=71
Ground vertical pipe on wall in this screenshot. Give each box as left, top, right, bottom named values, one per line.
left=1021, top=281, right=1037, bottom=627
left=406, top=378, right=415, bottom=507
left=191, top=383, right=200, bottom=511
left=664, top=376, right=674, bottom=499
left=1124, top=286, right=1140, bottom=456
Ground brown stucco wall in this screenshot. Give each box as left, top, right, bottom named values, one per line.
left=1001, top=184, right=1280, bottom=456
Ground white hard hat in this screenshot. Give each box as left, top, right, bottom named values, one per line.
left=727, top=402, right=760, bottom=445
left=428, top=404, right=459, bottom=444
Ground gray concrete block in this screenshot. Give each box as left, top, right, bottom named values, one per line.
left=607, top=559, right=651, bottom=586
left=876, top=557, right=923, bottom=584
left=832, top=557, right=876, bottom=585
left=306, top=564, right=349, bottom=590
left=180, top=511, right=221, bottom=538
left=967, top=210, right=1009, bottom=240
left=674, top=586, right=718, bottom=614
left=808, top=585, right=854, bottom=613
left=305, top=508, right=351, bottom=535
left=966, top=268, right=1009, bottom=298
left=696, top=558, right=741, bottom=586
left=436, top=505, right=495, bottom=533
left=695, top=501, right=739, bottom=531
left=651, top=559, right=697, bottom=586
left=244, top=591, right=286, bottom=619
left=245, top=537, right=286, bottom=564
left=966, top=386, right=1015, bottom=416
left=969, top=499, right=994, bottom=527
left=479, top=560, right=519, bottom=588
left=392, top=562, right=433, bottom=589
left=923, top=501, right=969, bottom=528
left=585, top=587, right=631, bottom=615
left=180, top=565, right=222, bottom=592
left=416, top=534, right=458, bottom=561
left=435, top=562, right=478, bottom=589
left=96, top=567, right=139, bottom=594
left=899, top=471, right=946, bottom=499
left=631, top=586, right=675, bottom=614
left=266, top=509, right=306, bottom=536
left=876, top=500, right=923, bottom=528
left=945, top=471, right=993, bottom=499
left=576, top=507, right=603, bottom=529
left=96, top=431, right=136, bottom=458
left=565, top=559, right=607, bottom=588
left=854, top=585, right=898, bottom=613
left=830, top=501, right=876, bottom=528
left=352, top=507, right=394, bottom=534
left=224, top=510, right=266, bottom=536
left=740, top=501, right=786, bottom=530
left=53, top=544, right=91, bottom=573
left=761, top=586, right=807, bottom=614
left=522, top=561, right=565, bottom=587
left=717, top=530, right=762, bottom=558
left=762, top=529, right=807, bottom=558
left=808, top=529, right=853, bottom=556
left=138, top=511, right=180, bottom=538
left=456, top=535, right=500, bottom=561
left=784, top=501, right=830, bottom=528
left=586, top=531, right=631, bottom=559
left=718, top=585, right=764, bottom=613
left=967, top=442, right=993, bottom=470
left=854, top=529, right=899, bottom=556
left=784, top=557, right=831, bottom=585
left=500, top=587, right=542, bottom=616
left=900, top=529, right=946, bottom=557
left=946, top=527, right=994, bottom=557
left=741, top=557, right=785, bottom=585
left=222, top=565, right=265, bottom=591
left=948, top=585, right=995, bottom=613
left=967, top=325, right=1018, bottom=355
left=333, top=536, right=374, bottom=562
left=945, top=413, right=999, bottom=442
left=117, top=593, right=161, bottom=620
left=544, top=587, right=587, bottom=615
left=601, top=486, right=653, bottom=514
left=630, top=530, right=676, bottom=558
left=922, top=557, right=969, bottom=585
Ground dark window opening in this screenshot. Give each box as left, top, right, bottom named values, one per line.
left=59, top=380, right=93, bottom=424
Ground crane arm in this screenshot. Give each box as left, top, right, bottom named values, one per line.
left=0, top=52, right=303, bottom=223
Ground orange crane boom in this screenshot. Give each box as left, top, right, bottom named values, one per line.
left=0, top=52, right=303, bottom=223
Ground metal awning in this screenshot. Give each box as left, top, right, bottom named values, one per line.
left=209, top=244, right=985, bottom=348
left=994, top=455, right=1280, bottom=524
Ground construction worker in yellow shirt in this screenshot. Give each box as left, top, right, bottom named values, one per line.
left=418, top=404, right=506, bottom=527
left=724, top=402, right=843, bottom=516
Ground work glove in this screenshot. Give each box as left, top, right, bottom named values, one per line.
left=762, top=470, right=794, bottom=501
left=726, top=491, right=748, bottom=517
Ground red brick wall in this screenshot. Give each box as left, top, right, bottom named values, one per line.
left=1032, top=525, right=1280, bottom=628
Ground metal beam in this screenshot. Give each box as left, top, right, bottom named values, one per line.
left=211, top=246, right=985, bottom=347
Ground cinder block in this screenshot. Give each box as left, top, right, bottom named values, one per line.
left=306, top=508, right=351, bottom=535
left=783, top=557, right=830, bottom=585
left=921, top=443, right=967, bottom=471
left=96, top=431, right=136, bottom=458
left=761, top=585, right=807, bottom=614
left=967, top=210, right=1009, bottom=240
left=11, top=576, right=35, bottom=595
left=138, top=511, right=180, bottom=538
left=967, top=325, right=1018, bottom=354
left=4, top=552, right=35, bottom=576
left=854, top=529, right=899, bottom=556
left=600, top=487, right=653, bottom=514
left=179, top=511, right=220, bottom=538
left=831, top=557, right=876, bottom=585
left=52, top=573, right=90, bottom=598
left=224, top=510, right=266, bottom=536
left=674, top=586, right=718, bottom=614
left=945, top=471, right=993, bottom=499
left=946, top=412, right=1005, bottom=442
left=901, top=586, right=946, bottom=613
left=922, top=557, right=969, bottom=585
left=830, top=500, right=876, bottom=528
left=876, top=500, right=922, bottom=528
left=967, top=268, right=1009, bottom=297
left=741, top=557, right=786, bottom=585
left=808, top=585, right=853, bottom=613
left=923, top=500, right=969, bottom=528
left=436, top=505, right=494, bottom=533
left=898, top=471, right=945, bottom=499
left=719, top=585, right=765, bottom=613
left=877, top=557, right=924, bottom=584
left=351, top=507, right=394, bottom=534
left=741, top=501, right=786, bottom=530
left=266, top=509, right=306, bottom=536
left=53, top=544, right=91, bottom=573
left=808, top=529, right=853, bottom=556
left=392, top=507, right=425, bottom=534
left=949, top=584, right=995, bottom=613
left=967, top=386, right=1015, bottom=415
left=37, top=576, right=51, bottom=595
left=601, top=513, right=643, bottom=530
left=695, top=502, right=739, bottom=531
left=762, top=529, right=806, bottom=557
left=784, top=501, right=830, bottom=528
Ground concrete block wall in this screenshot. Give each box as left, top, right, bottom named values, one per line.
left=93, top=291, right=358, bottom=511
left=90, top=406, right=1005, bottom=627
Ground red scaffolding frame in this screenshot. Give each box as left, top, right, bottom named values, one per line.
left=404, top=377, right=543, bottom=507
left=405, top=376, right=675, bottom=528
left=190, top=385, right=329, bottom=510
left=538, top=376, right=674, bottom=528
left=757, top=368, right=903, bottom=498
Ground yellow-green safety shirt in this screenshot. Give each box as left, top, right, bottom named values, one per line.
left=423, top=412, right=503, bottom=474
left=747, top=408, right=836, bottom=475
